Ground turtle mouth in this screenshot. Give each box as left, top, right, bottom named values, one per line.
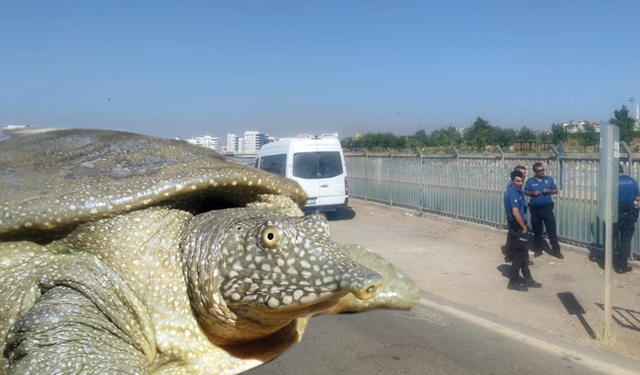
left=261, top=291, right=350, bottom=318
left=230, top=290, right=350, bottom=321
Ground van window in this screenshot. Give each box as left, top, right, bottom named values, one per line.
left=293, top=152, right=343, bottom=179
left=259, top=154, right=287, bottom=176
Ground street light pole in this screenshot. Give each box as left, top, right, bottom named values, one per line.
left=569, top=100, right=574, bottom=124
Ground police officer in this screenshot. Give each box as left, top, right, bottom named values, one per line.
left=525, top=162, right=562, bottom=259
left=504, top=170, right=542, bottom=291
left=614, top=164, right=640, bottom=274
left=503, top=166, right=527, bottom=263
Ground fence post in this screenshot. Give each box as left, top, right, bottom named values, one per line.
left=363, top=148, right=369, bottom=202
left=495, top=145, right=506, bottom=172
left=550, top=144, right=561, bottom=190
left=387, top=147, right=394, bottom=206
left=621, top=141, right=633, bottom=175
left=416, top=147, right=424, bottom=211
left=495, top=146, right=506, bottom=224
left=453, top=147, right=460, bottom=219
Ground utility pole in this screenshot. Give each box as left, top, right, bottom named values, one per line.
left=569, top=100, right=574, bottom=126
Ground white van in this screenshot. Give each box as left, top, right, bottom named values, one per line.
left=256, top=134, right=349, bottom=215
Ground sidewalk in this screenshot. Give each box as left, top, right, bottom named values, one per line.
left=328, top=199, right=640, bottom=363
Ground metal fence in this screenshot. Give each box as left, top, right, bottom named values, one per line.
left=345, top=149, right=640, bottom=257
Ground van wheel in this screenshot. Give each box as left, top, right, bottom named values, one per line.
left=324, top=210, right=337, bottom=218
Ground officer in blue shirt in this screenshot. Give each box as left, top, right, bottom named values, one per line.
left=503, top=165, right=527, bottom=263
left=504, top=170, right=541, bottom=291
left=524, top=162, right=562, bottom=259
left=614, top=164, right=640, bottom=274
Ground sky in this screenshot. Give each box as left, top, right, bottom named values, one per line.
left=2, top=1, right=640, bottom=142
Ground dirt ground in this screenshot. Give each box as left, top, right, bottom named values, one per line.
left=328, top=199, right=640, bottom=361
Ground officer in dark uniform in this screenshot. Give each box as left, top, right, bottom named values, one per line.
left=525, top=162, right=562, bottom=259
left=614, top=164, right=640, bottom=274
left=503, top=166, right=527, bottom=263
left=504, top=170, right=542, bottom=291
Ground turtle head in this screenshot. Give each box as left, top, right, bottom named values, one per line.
left=180, top=208, right=382, bottom=345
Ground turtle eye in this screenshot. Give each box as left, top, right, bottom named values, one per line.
left=260, top=225, right=282, bottom=249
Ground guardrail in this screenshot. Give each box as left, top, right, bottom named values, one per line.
left=345, top=146, right=640, bottom=257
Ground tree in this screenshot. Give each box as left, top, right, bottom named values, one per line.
left=432, top=126, right=463, bottom=147
left=341, top=136, right=355, bottom=149
left=582, top=125, right=599, bottom=148
left=407, top=129, right=430, bottom=148
left=610, top=105, right=636, bottom=143
left=537, top=132, right=551, bottom=143
left=493, top=128, right=516, bottom=148
left=550, top=123, right=568, bottom=145
left=464, top=117, right=493, bottom=150
left=516, top=126, right=535, bottom=141
left=395, top=135, right=407, bottom=150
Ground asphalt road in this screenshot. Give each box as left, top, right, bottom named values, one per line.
left=246, top=294, right=634, bottom=375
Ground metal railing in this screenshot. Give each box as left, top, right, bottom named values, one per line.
left=346, top=147, right=639, bottom=256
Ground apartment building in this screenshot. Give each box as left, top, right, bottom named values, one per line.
left=185, top=134, right=220, bottom=151
left=243, top=131, right=268, bottom=153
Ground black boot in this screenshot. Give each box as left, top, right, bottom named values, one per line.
left=524, top=278, right=542, bottom=288
left=508, top=279, right=528, bottom=292
left=614, top=264, right=632, bottom=274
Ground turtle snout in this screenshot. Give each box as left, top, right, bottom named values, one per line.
left=339, top=266, right=383, bottom=301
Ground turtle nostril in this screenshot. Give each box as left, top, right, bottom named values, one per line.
left=356, top=278, right=382, bottom=300
left=339, top=267, right=383, bottom=301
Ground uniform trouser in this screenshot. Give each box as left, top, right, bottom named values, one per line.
left=613, top=211, right=637, bottom=266
left=503, top=220, right=518, bottom=260
left=509, top=222, right=531, bottom=281
left=530, top=203, right=560, bottom=251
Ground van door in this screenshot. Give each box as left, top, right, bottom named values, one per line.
left=292, top=151, right=322, bottom=207
left=292, top=150, right=345, bottom=208
left=315, top=151, right=346, bottom=206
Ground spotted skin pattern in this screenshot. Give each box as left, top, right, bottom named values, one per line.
left=182, top=208, right=383, bottom=345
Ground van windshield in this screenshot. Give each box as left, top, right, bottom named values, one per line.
left=259, top=154, right=287, bottom=176
left=293, top=152, right=343, bottom=179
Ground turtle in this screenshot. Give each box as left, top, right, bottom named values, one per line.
left=0, top=127, right=420, bottom=375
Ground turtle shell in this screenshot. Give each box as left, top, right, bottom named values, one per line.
left=0, top=128, right=307, bottom=239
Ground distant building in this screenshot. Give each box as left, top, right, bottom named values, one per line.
left=585, top=122, right=600, bottom=133
left=562, top=120, right=599, bottom=133
left=226, top=134, right=243, bottom=154
left=242, top=131, right=268, bottom=154
left=455, top=126, right=466, bottom=136
left=2, top=125, right=29, bottom=130
left=183, top=130, right=273, bottom=155
left=185, top=134, right=220, bottom=151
